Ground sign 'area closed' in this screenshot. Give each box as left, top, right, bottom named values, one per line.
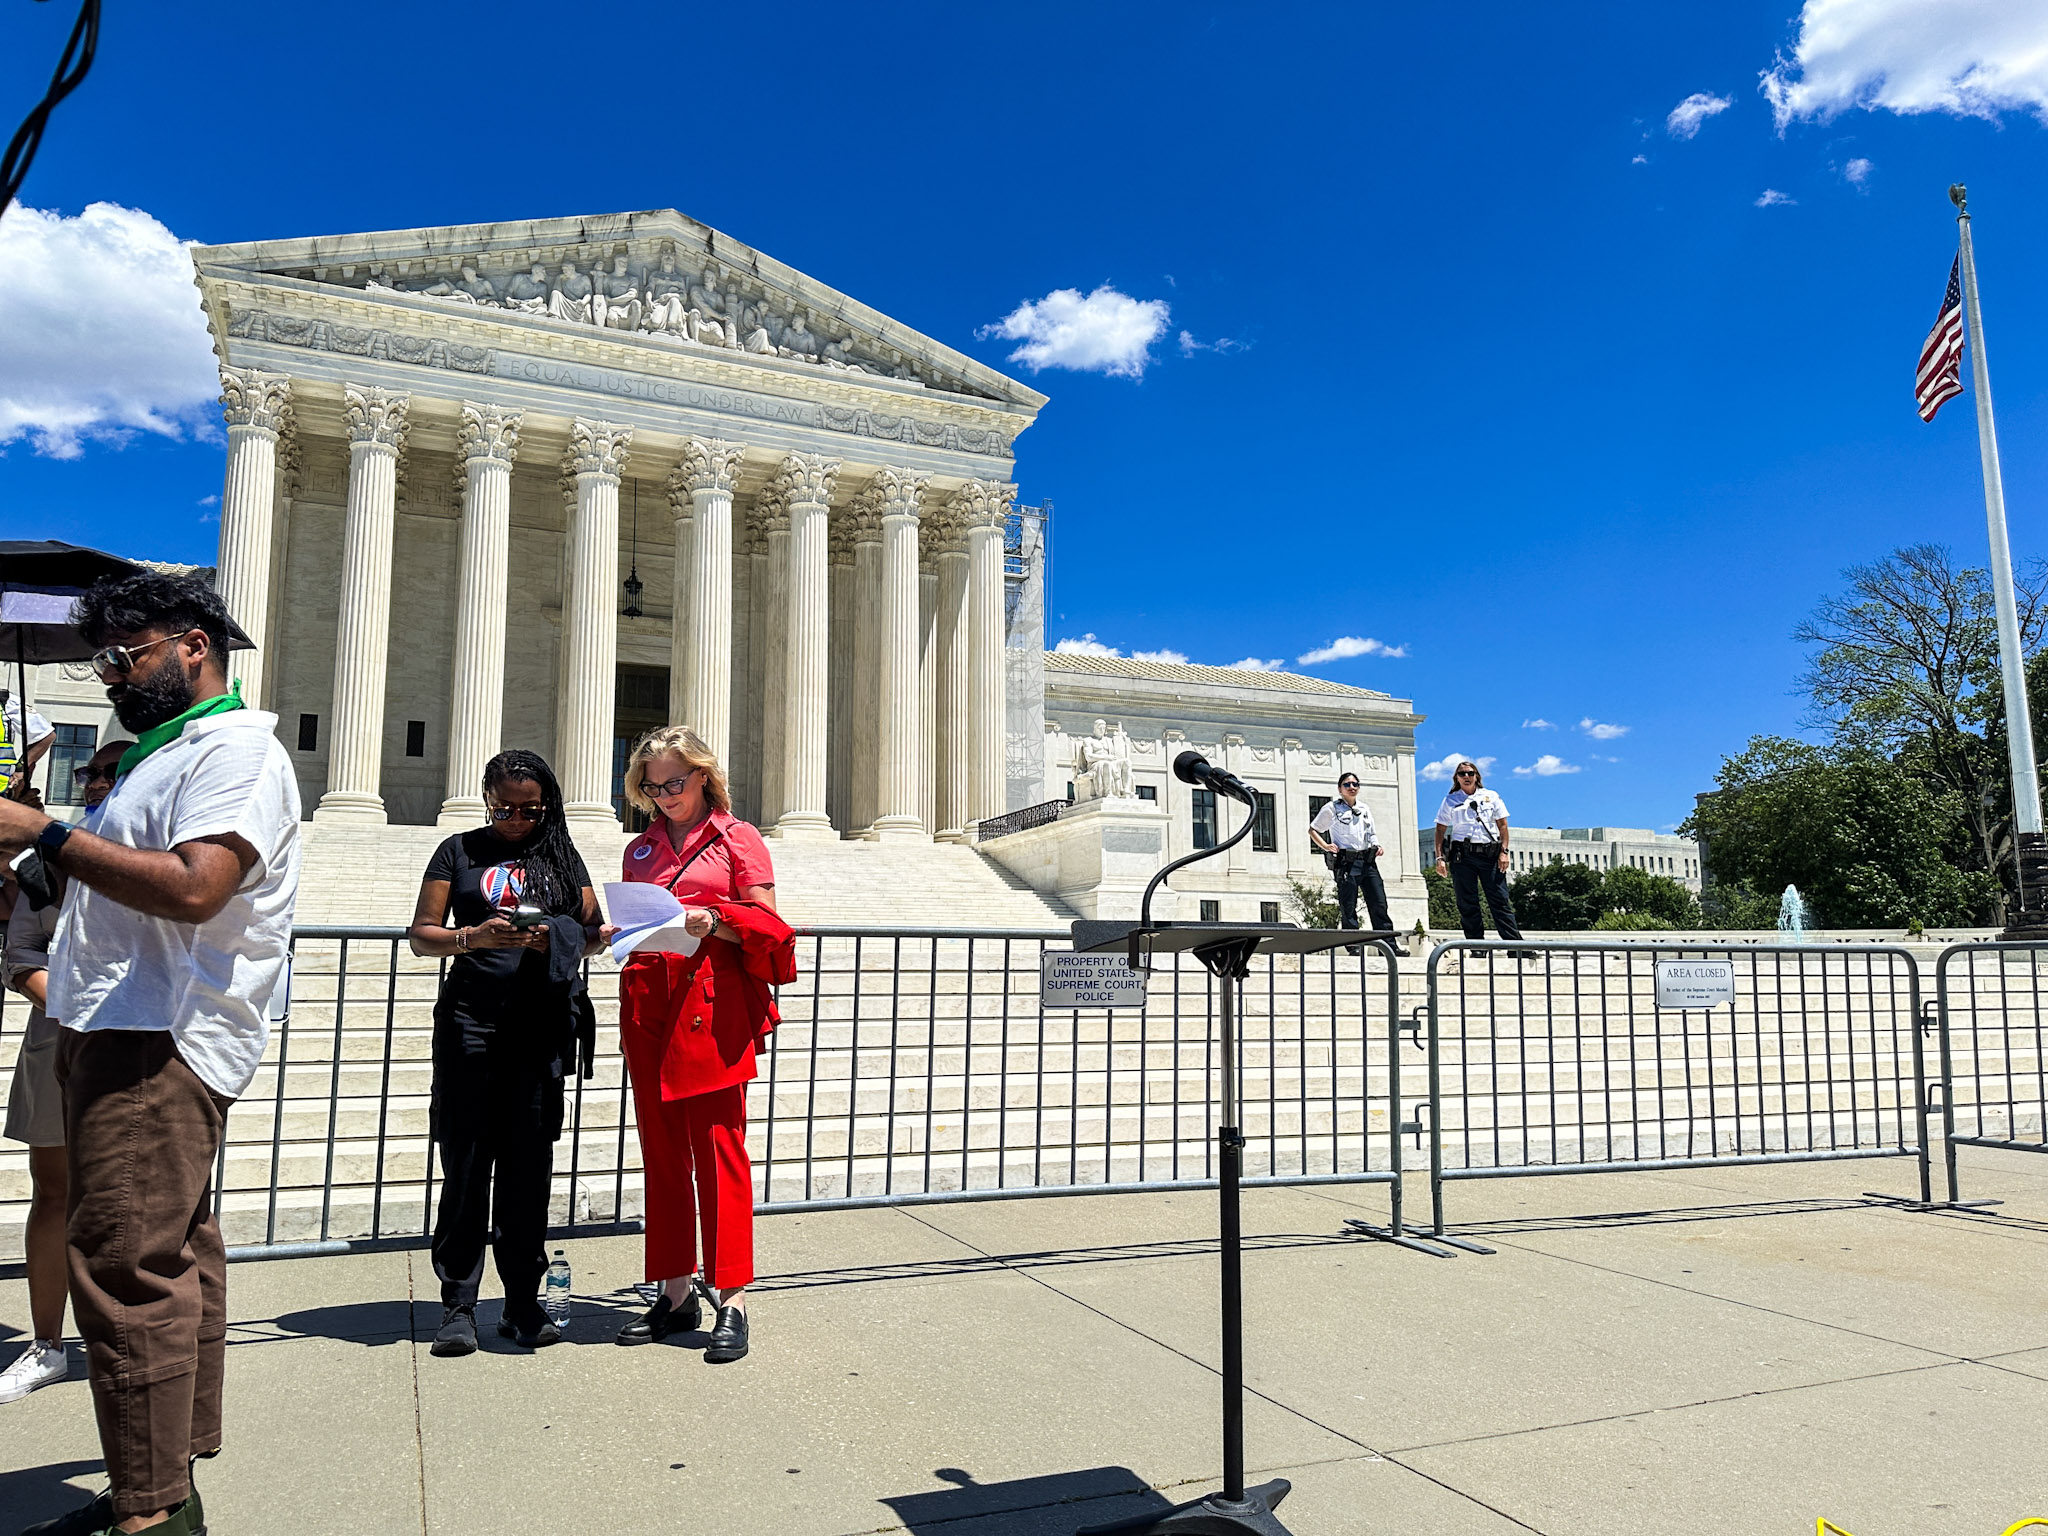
left=1655, top=958, right=1737, bottom=1010
left=1041, top=951, right=1149, bottom=1010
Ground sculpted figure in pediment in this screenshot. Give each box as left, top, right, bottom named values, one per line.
left=418, top=263, right=496, bottom=305
left=593, top=256, right=643, bottom=331
left=777, top=310, right=821, bottom=362
left=732, top=293, right=778, bottom=354
left=687, top=269, right=729, bottom=346
left=548, top=262, right=595, bottom=325
left=644, top=252, right=691, bottom=335
left=823, top=334, right=876, bottom=373
left=503, top=263, right=550, bottom=314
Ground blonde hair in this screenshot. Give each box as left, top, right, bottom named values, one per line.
left=1456, top=761, right=1485, bottom=789
left=622, top=725, right=730, bottom=816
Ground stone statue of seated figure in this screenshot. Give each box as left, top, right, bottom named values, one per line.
left=686, top=269, right=729, bottom=346
left=732, top=293, right=777, bottom=354
left=823, top=334, right=875, bottom=373
left=503, top=263, right=550, bottom=314
left=593, top=256, right=642, bottom=331
left=417, top=263, right=495, bottom=305
left=644, top=252, right=691, bottom=334
left=548, top=262, right=595, bottom=325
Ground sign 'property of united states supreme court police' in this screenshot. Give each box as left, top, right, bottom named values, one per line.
left=1041, top=952, right=1149, bottom=1010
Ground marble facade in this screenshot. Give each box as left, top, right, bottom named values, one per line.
left=191, top=211, right=1045, bottom=838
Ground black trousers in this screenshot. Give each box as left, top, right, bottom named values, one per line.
left=430, top=1011, right=566, bottom=1314
left=1448, top=847, right=1523, bottom=941
left=1333, top=851, right=1392, bottom=932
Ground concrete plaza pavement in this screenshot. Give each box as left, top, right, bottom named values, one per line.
left=3, top=1150, right=2046, bottom=1536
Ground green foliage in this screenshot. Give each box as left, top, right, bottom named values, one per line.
left=1592, top=910, right=1674, bottom=931
left=1685, top=735, right=2001, bottom=928
left=1422, top=868, right=1464, bottom=930
left=1601, top=864, right=1701, bottom=927
left=1285, top=875, right=1339, bottom=930
left=1508, top=862, right=1606, bottom=930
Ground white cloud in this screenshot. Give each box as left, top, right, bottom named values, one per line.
left=1513, top=755, right=1582, bottom=778
left=1297, top=635, right=1408, bottom=665
left=1631, top=153, right=1649, bottom=165
left=979, top=284, right=1170, bottom=379
left=1522, top=718, right=1555, bottom=730
left=1755, top=188, right=1797, bottom=207
left=0, top=202, right=218, bottom=459
left=1179, top=329, right=1252, bottom=357
left=1132, top=647, right=1189, bottom=665
left=1844, top=155, right=1874, bottom=185
left=1666, top=92, right=1734, bottom=138
left=1054, top=634, right=1121, bottom=657
left=1420, top=753, right=1495, bottom=783
left=1227, top=657, right=1284, bottom=671
left=1580, top=718, right=1631, bottom=740
left=1763, top=0, right=2048, bottom=128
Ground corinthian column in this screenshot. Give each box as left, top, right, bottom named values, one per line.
left=871, top=468, right=930, bottom=840
left=215, top=367, right=291, bottom=708
left=771, top=453, right=840, bottom=839
left=965, top=482, right=1012, bottom=825
left=754, top=490, right=791, bottom=829
left=672, top=437, right=744, bottom=759
left=847, top=494, right=882, bottom=833
left=438, top=403, right=523, bottom=827
left=558, top=420, right=631, bottom=829
left=931, top=502, right=970, bottom=840
left=827, top=515, right=854, bottom=833
left=317, top=385, right=409, bottom=822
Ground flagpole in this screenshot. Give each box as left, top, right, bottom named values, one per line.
left=1951, top=184, right=2048, bottom=933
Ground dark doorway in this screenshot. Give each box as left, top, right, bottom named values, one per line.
left=613, top=664, right=670, bottom=831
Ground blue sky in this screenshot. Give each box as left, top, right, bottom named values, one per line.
left=3, top=2, right=2046, bottom=833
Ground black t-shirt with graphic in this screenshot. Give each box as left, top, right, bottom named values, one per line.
left=424, top=829, right=590, bottom=1014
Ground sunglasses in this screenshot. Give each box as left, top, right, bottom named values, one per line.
left=1455, top=769, right=1478, bottom=779
left=90, top=630, right=194, bottom=680
left=73, top=763, right=120, bottom=788
left=1338, top=781, right=1359, bottom=789
left=489, top=804, right=547, bottom=823
left=644, top=772, right=697, bottom=798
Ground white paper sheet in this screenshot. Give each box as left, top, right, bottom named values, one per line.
left=603, top=881, right=703, bottom=965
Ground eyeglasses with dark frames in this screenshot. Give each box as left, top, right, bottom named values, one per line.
left=1454, top=769, right=1479, bottom=779
left=489, top=804, right=547, bottom=823
left=644, top=771, right=697, bottom=798
left=73, top=763, right=120, bottom=788
left=1338, top=779, right=1360, bottom=789
left=89, top=630, right=194, bottom=680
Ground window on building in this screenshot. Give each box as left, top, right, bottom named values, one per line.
left=1259, top=900, right=1280, bottom=923
left=1307, top=793, right=1330, bottom=853
left=1199, top=899, right=1221, bottom=922
left=1065, top=780, right=1076, bottom=803
left=1136, top=784, right=1156, bottom=802
left=405, top=720, right=426, bottom=757
left=1192, top=788, right=1218, bottom=850
left=1252, top=791, right=1277, bottom=852
left=297, top=713, right=319, bottom=752
left=43, top=723, right=97, bottom=807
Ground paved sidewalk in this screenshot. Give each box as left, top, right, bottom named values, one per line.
left=3, top=1150, right=2046, bottom=1535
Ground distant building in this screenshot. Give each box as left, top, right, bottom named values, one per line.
left=1420, top=823, right=1701, bottom=892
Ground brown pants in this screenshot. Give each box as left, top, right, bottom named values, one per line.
left=56, top=1029, right=232, bottom=1516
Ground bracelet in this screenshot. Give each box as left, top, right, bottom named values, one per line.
left=455, top=927, right=470, bottom=953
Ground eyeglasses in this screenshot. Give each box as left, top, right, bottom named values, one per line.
left=489, top=804, right=547, bottom=823
left=1454, top=769, right=1478, bottom=779
left=89, top=631, right=192, bottom=680
left=1338, top=780, right=1360, bottom=789
left=644, top=772, right=697, bottom=798
left=72, top=763, right=120, bottom=788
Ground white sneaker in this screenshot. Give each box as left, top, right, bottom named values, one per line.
left=0, top=1339, right=69, bottom=1403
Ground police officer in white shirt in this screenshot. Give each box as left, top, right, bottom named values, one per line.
left=1309, top=772, right=1406, bottom=951
left=1431, top=760, right=1524, bottom=941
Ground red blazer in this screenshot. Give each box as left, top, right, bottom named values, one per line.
left=619, top=898, right=796, bottom=1101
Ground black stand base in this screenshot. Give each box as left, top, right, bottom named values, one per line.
left=1077, top=1479, right=1295, bottom=1535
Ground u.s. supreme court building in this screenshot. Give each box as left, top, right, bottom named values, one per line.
left=41, top=210, right=1428, bottom=928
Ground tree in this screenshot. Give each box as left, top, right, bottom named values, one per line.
left=1601, top=864, right=1700, bottom=927
left=1285, top=876, right=1338, bottom=929
left=1683, top=736, right=2000, bottom=928
left=1423, top=868, right=1465, bottom=929
left=1509, top=862, right=1606, bottom=930
left=1794, top=544, right=2045, bottom=890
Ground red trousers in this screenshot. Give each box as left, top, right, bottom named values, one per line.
left=629, top=1078, right=754, bottom=1289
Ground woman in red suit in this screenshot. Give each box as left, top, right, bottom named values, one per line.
left=614, top=725, right=794, bottom=1363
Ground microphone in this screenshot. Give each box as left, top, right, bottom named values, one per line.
left=1174, top=749, right=1257, bottom=805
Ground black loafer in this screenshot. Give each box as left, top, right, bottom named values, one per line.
left=496, top=1310, right=561, bottom=1349
left=704, top=1304, right=749, bottom=1364
left=431, top=1304, right=478, bottom=1357
left=616, top=1289, right=700, bottom=1345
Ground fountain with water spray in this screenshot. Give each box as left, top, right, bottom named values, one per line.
left=1777, top=885, right=1811, bottom=942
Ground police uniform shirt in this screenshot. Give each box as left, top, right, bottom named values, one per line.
left=1434, top=788, right=1508, bottom=844
left=1310, top=797, right=1379, bottom=853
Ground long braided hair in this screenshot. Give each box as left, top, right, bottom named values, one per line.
left=481, top=749, right=583, bottom=915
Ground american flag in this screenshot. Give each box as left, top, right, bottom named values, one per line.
left=1916, top=255, right=1965, bottom=422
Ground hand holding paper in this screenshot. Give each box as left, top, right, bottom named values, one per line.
left=603, top=882, right=704, bottom=965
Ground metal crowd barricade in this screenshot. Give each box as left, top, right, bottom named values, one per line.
left=1423, top=940, right=1930, bottom=1236
left=0, top=924, right=1407, bottom=1263
left=1932, top=940, right=2048, bottom=1203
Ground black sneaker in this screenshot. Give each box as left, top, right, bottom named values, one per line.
left=431, top=1304, right=478, bottom=1357
left=496, top=1307, right=562, bottom=1349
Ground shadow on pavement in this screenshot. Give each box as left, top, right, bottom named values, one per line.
left=0, top=1460, right=105, bottom=1526
left=882, top=1466, right=1173, bottom=1534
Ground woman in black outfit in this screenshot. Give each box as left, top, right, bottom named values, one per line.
left=408, top=750, right=609, bottom=1355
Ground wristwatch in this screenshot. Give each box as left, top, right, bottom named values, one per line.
left=35, top=818, right=72, bottom=862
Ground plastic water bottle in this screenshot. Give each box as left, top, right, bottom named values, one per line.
left=543, top=1250, right=572, bottom=1325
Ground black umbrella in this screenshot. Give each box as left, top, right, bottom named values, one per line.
left=0, top=541, right=252, bottom=788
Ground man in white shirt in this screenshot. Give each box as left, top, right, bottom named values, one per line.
left=1308, top=772, right=1406, bottom=952
left=1431, top=760, right=1524, bottom=941
left=0, top=573, right=299, bottom=1536
left=1, top=689, right=54, bottom=801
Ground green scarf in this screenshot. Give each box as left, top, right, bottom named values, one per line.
left=117, top=681, right=245, bottom=779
